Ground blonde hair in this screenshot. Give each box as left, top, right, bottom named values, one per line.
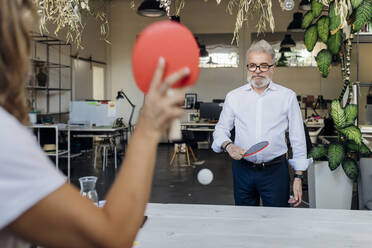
left=0, top=0, right=36, bottom=125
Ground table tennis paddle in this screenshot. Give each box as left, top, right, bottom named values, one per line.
left=132, top=20, right=200, bottom=140
left=244, top=141, right=269, bottom=158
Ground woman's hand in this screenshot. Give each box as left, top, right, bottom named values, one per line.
left=137, top=57, right=190, bottom=140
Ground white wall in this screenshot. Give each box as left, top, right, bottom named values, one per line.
left=30, top=4, right=110, bottom=103
left=109, top=0, right=246, bottom=122
left=109, top=0, right=372, bottom=124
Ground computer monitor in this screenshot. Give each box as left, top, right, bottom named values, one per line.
left=199, top=102, right=222, bottom=121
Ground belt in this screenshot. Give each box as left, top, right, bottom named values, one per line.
left=242, top=154, right=286, bottom=169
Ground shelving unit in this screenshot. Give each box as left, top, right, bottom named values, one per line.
left=27, top=33, right=73, bottom=122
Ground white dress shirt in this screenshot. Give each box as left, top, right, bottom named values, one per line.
left=212, top=81, right=311, bottom=171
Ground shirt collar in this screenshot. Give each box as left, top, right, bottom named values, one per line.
left=245, top=80, right=278, bottom=91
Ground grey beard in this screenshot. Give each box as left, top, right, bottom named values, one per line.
left=247, top=76, right=271, bottom=88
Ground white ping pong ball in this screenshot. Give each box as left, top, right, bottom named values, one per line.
left=197, top=169, right=213, bottom=185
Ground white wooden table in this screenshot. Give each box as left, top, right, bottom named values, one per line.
left=135, top=203, right=372, bottom=248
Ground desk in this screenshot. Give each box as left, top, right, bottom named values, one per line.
left=66, top=126, right=128, bottom=170
left=30, top=124, right=72, bottom=180
left=360, top=125, right=372, bottom=136
left=181, top=123, right=216, bottom=149
left=359, top=125, right=372, bottom=150
left=181, top=122, right=216, bottom=132
left=66, top=126, right=127, bottom=132
left=30, top=125, right=128, bottom=180
left=136, top=203, right=372, bottom=248
left=305, top=122, right=325, bottom=144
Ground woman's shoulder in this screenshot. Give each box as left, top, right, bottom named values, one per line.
left=0, top=107, right=36, bottom=148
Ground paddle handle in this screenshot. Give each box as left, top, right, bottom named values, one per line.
left=168, top=118, right=182, bottom=141
left=167, top=89, right=182, bottom=141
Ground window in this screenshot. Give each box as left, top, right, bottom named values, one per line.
left=199, top=45, right=239, bottom=68
left=274, top=41, right=327, bottom=67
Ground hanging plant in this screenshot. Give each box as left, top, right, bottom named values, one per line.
left=222, top=0, right=275, bottom=43
left=302, top=11, right=315, bottom=29
left=312, top=0, right=324, bottom=18
left=305, top=24, right=318, bottom=51
left=317, top=15, right=330, bottom=43
left=33, top=0, right=110, bottom=48
left=315, top=49, right=332, bottom=77
left=131, top=0, right=276, bottom=43
left=327, top=29, right=342, bottom=54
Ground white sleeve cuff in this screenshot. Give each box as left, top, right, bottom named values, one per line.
left=288, top=158, right=313, bottom=171
left=212, top=137, right=231, bottom=153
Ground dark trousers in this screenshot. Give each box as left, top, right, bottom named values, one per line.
left=232, top=156, right=290, bottom=207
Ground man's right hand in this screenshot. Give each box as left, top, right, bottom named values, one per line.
left=225, top=143, right=245, bottom=160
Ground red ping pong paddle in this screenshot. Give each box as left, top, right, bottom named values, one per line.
left=132, top=20, right=200, bottom=140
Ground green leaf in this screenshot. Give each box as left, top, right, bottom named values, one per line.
left=328, top=143, right=345, bottom=170
left=351, top=0, right=363, bottom=9
left=340, top=126, right=362, bottom=145
left=305, top=25, right=318, bottom=52
left=346, top=140, right=372, bottom=155
left=302, top=11, right=314, bottom=29
left=329, top=2, right=341, bottom=34
left=309, top=144, right=327, bottom=160
left=346, top=140, right=360, bottom=152
left=342, top=158, right=359, bottom=181
left=315, top=49, right=332, bottom=78
left=345, top=104, right=358, bottom=125
left=317, top=16, right=330, bottom=43
left=360, top=143, right=372, bottom=155
left=353, top=0, right=372, bottom=32
left=327, top=30, right=342, bottom=55
left=312, top=0, right=323, bottom=18
left=331, top=99, right=346, bottom=129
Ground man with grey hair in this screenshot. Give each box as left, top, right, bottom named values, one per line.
left=212, top=40, right=310, bottom=207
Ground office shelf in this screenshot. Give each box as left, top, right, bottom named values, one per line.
left=26, top=86, right=72, bottom=91
left=28, top=33, right=73, bottom=122
left=31, top=59, right=71, bottom=69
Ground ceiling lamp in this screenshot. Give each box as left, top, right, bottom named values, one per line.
left=137, top=0, right=166, bottom=17
left=299, top=0, right=311, bottom=11
left=287, top=12, right=304, bottom=32
left=280, top=34, right=296, bottom=48
left=170, top=15, right=180, bottom=22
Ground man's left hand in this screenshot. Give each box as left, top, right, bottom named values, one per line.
left=288, top=178, right=302, bottom=207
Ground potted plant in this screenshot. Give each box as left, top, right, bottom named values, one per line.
left=308, top=99, right=371, bottom=209
left=358, top=150, right=372, bottom=209
left=302, top=0, right=372, bottom=209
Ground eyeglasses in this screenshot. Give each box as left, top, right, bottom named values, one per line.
left=246, top=63, right=274, bottom=72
